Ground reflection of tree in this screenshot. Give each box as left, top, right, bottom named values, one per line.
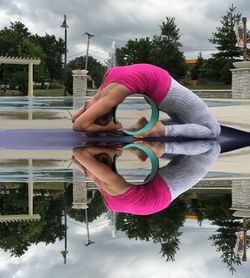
left=116, top=199, right=187, bottom=261
left=209, top=221, right=242, bottom=274
left=0, top=185, right=65, bottom=257
left=190, top=193, right=249, bottom=274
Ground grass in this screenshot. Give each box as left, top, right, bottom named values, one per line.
left=186, top=84, right=231, bottom=90
left=34, top=88, right=65, bottom=97
left=1, top=84, right=232, bottom=98
left=0, top=88, right=66, bottom=97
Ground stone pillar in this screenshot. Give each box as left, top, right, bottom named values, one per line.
left=28, top=63, right=33, bottom=97
left=230, top=61, right=250, bottom=99
left=72, top=170, right=88, bottom=209
left=72, top=70, right=88, bottom=109
left=230, top=179, right=250, bottom=218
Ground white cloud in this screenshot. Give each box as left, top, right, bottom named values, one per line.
left=0, top=217, right=249, bottom=278
left=0, top=0, right=248, bottom=62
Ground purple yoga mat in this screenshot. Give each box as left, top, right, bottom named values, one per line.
left=0, top=126, right=249, bottom=151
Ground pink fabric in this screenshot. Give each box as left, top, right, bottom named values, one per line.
left=99, top=64, right=172, bottom=106
left=101, top=173, right=172, bottom=215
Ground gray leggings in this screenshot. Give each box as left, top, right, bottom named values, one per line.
left=159, top=141, right=221, bottom=201
left=158, top=78, right=221, bottom=138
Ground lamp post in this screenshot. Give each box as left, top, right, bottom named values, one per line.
left=84, top=32, right=94, bottom=70
left=242, top=17, right=248, bottom=61
left=61, top=15, right=68, bottom=96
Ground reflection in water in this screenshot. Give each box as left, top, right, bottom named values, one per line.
left=0, top=141, right=250, bottom=275
left=72, top=141, right=220, bottom=215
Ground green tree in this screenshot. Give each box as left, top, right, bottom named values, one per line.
left=0, top=21, right=65, bottom=93
left=67, top=56, right=106, bottom=89
left=32, top=34, right=65, bottom=80
left=203, top=5, right=250, bottom=84
left=0, top=21, right=31, bottom=57
left=189, top=193, right=249, bottom=274
left=116, top=199, right=187, bottom=261
left=209, top=4, right=242, bottom=60
left=190, top=53, right=204, bottom=80
left=151, top=17, right=187, bottom=79
left=116, top=37, right=154, bottom=65
left=0, top=185, right=65, bottom=257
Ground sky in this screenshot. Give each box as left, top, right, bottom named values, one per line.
left=0, top=0, right=249, bottom=64
left=0, top=216, right=249, bottom=278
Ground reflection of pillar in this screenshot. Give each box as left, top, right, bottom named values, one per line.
left=72, top=70, right=88, bottom=109
left=230, top=180, right=250, bottom=218
left=230, top=180, right=250, bottom=261
left=28, top=159, right=33, bottom=216
left=72, top=170, right=88, bottom=209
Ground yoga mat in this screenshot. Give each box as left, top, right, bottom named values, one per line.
left=0, top=125, right=249, bottom=152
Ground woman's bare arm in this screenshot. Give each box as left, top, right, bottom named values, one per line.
left=73, top=83, right=129, bottom=133
left=73, top=147, right=131, bottom=195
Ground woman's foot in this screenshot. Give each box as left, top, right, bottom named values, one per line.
left=128, top=117, right=148, bottom=131
left=134, top=120, right=165, bottom=138
left=127, top=147, right=148, bottom=162
left=134, top=141, right=165, bottom=158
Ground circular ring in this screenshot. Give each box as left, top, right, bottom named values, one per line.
left=113, top=94, right=159, bottom=136
left=113, top=143, right=159, bottom=184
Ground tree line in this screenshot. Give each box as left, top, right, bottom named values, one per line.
left=0, top=4, right=249, bottom=94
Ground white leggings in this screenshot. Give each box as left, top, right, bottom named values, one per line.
left=158, top=78, right=221, bottom=138
left=159, top=141, right=221, bottom=201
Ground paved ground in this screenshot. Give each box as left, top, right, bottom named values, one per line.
left=0, top=98, right=250, bottom=176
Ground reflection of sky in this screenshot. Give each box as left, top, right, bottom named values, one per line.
left=0, top=216, right=249, bottom=278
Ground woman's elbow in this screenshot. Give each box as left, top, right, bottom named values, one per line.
left=73, top=120, right=87, bottom=132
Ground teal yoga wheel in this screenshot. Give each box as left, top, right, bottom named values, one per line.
left=113, top=94, right=159, bottom=136
left=114, top=143, right=159, bottom=184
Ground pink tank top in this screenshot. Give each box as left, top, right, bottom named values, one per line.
left=100, top=64, right=172, bottom=106
left=100, top=173, right=172, bottom=215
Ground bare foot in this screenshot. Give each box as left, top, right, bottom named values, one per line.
left=134, top=141, right=165, bottom=158
left=134, top=120, right=165, bottom=138
left=127, top=147, right=148, bottom=162
left=128, top=117, right=148, bottom=131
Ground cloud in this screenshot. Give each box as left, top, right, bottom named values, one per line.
left=0, top=0, right=248, bottom=62
left=0, top=216, right=250, bottom=278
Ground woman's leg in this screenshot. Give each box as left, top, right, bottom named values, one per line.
left=158, top=141, right=221, bottom=201
left=158, top=78, right=221, bottom=139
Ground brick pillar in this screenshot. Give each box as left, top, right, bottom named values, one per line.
left=230, top=61, right=250, bottom=99
left=72, top=70, right=88, bottom=109
left=72, top=170, right=88, bottom=209
left=230, top=179, right=250, bottom=218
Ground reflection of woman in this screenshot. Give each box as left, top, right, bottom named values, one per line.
left=72, top=64, right=221, bottom=138
left=73, top=141, right=220, bottom=215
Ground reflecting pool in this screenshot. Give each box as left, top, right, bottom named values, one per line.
left=0, top=97, right=250, bottom=278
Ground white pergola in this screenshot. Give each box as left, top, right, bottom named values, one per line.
left=0, top=56, right=41, bottom=97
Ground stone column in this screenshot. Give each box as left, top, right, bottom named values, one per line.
left=72, top=69, right=88, bottom=109
left=72, top=170, right=88, bottom=209
left=230, top=61, right=250, bottom=99
left=230, top=179, right=250, bottom=218
left=28, top=62, right=33, bottom=97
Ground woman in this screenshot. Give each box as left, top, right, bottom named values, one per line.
left=72, top=141, right=220, bottom=215
left=72, top=63, right=221, bottom=138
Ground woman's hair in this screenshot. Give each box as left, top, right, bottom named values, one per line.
left=94, top=112, right=112, bottom=126
left=94, top=152, right=113, bottom=167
